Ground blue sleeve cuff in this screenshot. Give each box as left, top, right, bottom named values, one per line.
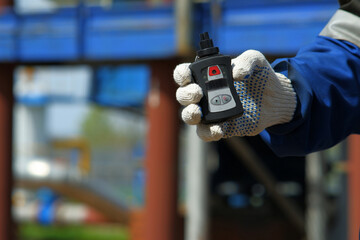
left=260, top=36, right=360, bottom=157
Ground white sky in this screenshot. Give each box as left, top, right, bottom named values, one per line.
left=15, top=0, right=57, bottom=13
left=46, top=102, right=90, bottom=139
left=14, top=66, right=92, bottom=139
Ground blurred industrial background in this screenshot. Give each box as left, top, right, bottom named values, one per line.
left=0, top=0, right=358, bottom=240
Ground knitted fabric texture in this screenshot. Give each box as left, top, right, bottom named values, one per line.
left=174, top=50, right=297, bottom=142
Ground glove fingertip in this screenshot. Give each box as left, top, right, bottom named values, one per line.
left=176, top=83, right=203, bottom=106
left=231, top=57, right=251, bottom=80
left=174, top=63, right=192, bottom=86
left=231, top=50, right=268, bottom=80
left=182, top=104, right=202, bottom=125
left=196, top=124, right=224, bottom=142
left=209, top=125, right=224, bottom=141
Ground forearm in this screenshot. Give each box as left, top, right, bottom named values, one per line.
left=260, top=35, right=360, bottom=156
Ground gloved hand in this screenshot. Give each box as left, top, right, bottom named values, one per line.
left=173, top=50, right=297, bottom=141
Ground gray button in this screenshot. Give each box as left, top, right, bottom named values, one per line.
left=211, top=96, right=222, bottom=105
left=221, top=94, right=232, bottom=104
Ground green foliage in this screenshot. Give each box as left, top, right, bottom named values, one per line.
left=19, top=223, right=129, bottom=240
left=80, top=106, right=137, bottom=149
left=46, top=0, right=78, bottom=5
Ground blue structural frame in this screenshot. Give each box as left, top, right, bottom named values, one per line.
left=215, top=2, right=338, bottom=56
left=93, top=65, right=150, bottom=107
left=222, top=0, right=335, bottom=8
left=0, top=8, right=17, bottom=61
left=0, top=1, right=340, bottom=106
left=18, top=8, right=80, bottom=61
left=84, top=5, right=176, bottom=60
left=0, top=4, right=177, bottom=61
left=0, top=1, right=340, bottom=61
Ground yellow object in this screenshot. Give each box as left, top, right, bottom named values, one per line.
left=52, top=139, right=91, bottom=176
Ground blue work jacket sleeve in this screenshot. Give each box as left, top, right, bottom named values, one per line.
left=259, top=36, right=360, bottom=157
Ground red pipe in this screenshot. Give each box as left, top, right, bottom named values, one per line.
left=0, top=64, right=14, bottom=240
left=0, top=1, right=14, bottom=239
left=144, top=60, right=180, bottom=240
left=348, top=135, right=360, bottom=240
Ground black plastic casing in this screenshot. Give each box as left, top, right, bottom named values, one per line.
left=189, top=54, right=244, bottom=123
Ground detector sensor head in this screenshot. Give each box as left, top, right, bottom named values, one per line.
left=197, top=32, right=219, bottom=58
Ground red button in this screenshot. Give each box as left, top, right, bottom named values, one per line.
left=209, top=66, right=221, bottom=76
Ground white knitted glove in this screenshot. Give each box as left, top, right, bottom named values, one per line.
left=174, top=50, right=297, bottom=142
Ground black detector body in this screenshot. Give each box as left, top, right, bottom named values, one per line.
left=189, top=32, right=243, bottom=123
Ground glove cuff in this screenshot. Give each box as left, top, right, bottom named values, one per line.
left=261, top=72, right=297, bottom=128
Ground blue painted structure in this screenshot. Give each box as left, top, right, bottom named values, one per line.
left=0, top=1, right=342, bottom=61
left=84, top=5, right=176, bottom=60
left=0, top=1, right=343, bottom=106
left=222, top=0, right=335, bottom=8
left=93, top=65, right=150, bottom=107
left=214, top=1, right=338, bottom=55
left=16, top=95, right=50, bottom=106
left=37, top=188, right=58, bottom=225
left=0, top=8, right=17, bottom=61
left=18, top=8, right=80, bottom=61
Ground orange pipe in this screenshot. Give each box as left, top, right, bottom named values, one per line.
left=144, top=60, right=180, bottom=240
left=348, top=134, right=360, bottom=240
